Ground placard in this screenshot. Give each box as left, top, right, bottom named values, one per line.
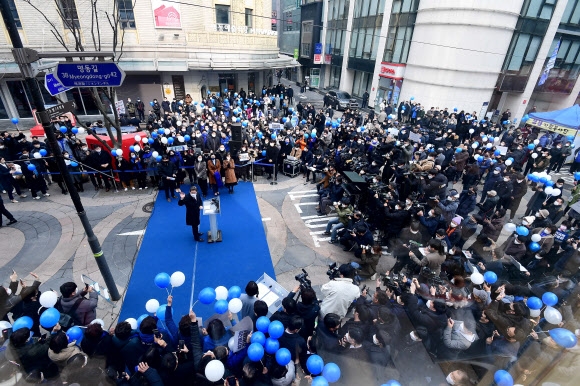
left=409, top=132, right=422, bottom=143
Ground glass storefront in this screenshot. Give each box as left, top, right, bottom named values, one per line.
left=377, top=76, right=403, bottom=107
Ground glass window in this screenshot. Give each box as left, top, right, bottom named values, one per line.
left=245, top=8, right=253, bottom=28
left=58, top=0, right=80, bottom=29
left=525, top=36, right=542, bottom=61
left=6, top=81, right=33, bottom=118
left=361, top=0, right=371, bottom=17
left=6, top=0, right=21, bottom=28
left=558, top=40, right=571, bottom=59
left=561, top=0, right=576, bottom=23
left=401, top=0, right=413, bottom=13
left=371, top=27, right=380, bottom=59
left=566, top=41, right=580, bottom=63
left=117, top=0, right=136, bottom=29
left=571, top=2, right=580, bottom=24
left=526, top=0, right=542, bottom=17
left=378, top=0, right=386, bottom=15
left=349, top=30, right=358, bottom=56
left=215, top=5, right=230, bottom=24
left=363, top=28, right=373, bottom=59
left=508, top=34, right=531, bottom=71
left=356, top=29, right=365, bottom=57
left=0, top=94, right=8, bottom=120
left=539, top=4, right=553, bottom=19
left=392, top=26, right=406, bottom=62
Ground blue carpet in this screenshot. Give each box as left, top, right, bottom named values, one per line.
left=119, top=182, right=275, bottom=322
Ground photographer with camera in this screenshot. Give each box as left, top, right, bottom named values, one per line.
left=409, top=239, right=446, bottom=276
left=339, top=224, right=374, bottom=258
left=317, top=175, right=344, bottom=216
left=324, top=197, right=353, bottom=243
left=320, top=263, right=361, bottom=319
left=287, top=283, right=320, bottom=340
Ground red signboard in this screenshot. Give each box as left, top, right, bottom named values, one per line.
left=379, top=62, right=406, bottom=80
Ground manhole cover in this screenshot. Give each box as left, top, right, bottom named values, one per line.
left=142, top=202, right=154, bottom=213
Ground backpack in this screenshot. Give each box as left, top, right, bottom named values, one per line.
left=54, top=297, right=84, bottom=331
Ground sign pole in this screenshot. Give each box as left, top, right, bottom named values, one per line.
left=0, top=0, right=121, bottom=302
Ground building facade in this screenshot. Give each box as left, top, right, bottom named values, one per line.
left=282, top=0, right=580, bottom=122
left=0, top=0, right=295, bottom=121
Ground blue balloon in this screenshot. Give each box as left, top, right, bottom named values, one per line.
left=453, top=107, right=457, bottom=112
left=306, top=355, right=324, bottom=375
left=567, top=135, right=575, bottom=141
left=477, top=156, right=484, bottom=162
left=527, top=296, right=543, bottom=310
left=228, top=286, right=241, bottom=299
left=158, top=128, right=165, bottom=134
left=311, top=133, right=316, bottom=138
left=27, top=164, right=36, bottom=171
left=111, top=149, right=117, bottom=156
left=224, top=89, right=228, bottom=93
left=549, top=328, right=578, bottom=348
left=152, top=132, right=158, bottom=138
left=211, top=107, right=216, bottom=112
left=494, top=150, right=501, bottom=156
left=261, top=150, right=266, bottom=157
left=12, top=316, right=33, bottom=331
left=156, top=304, right=173, bottom=322
left=136, top=314, right=148, bottom=328
left=67, top=326, right=83, bottom=342
left=322, top=363, right=341, bottom=383
left=528, top=143, right=535, bottom=150
left=11, top=117, right=19, bottom=124
left=283, top=117, right=288, bottom=123
left=148, top=138, right=154, bottom=144
left=236, top=117, right=240, bottom=122
left=39, top=308, right=59, bottom=328
left=265, top=338, right=279, bottom=354
left=516, top=226, right=529, bottom=236
left=539, top=177, right=548, bottom=183
left=200, top=103, right=205, bottom=108
left=256, top=316, right=270, bottom=333
left=275, top=348, right=291, bottom=366
left=167, top=137, right=174, bottom=144
left=59, top=127, right=68, bottom=133
left=242, top=121, right=248, bottom=127
left=39, top=149, right=47, bottom=156
left=70, top=161, right=78, bottom=167
left=542, top=291, right=558, bottom=306
left=456, top=148, right=462, bottom=153
left=271, top=134, right=277, bottom=140
left=247, top=342, right=264, bottom=361
left=150, top=101, right=154, bottom=106
left=522, top=115, right=529, bottom=121
left=529, top=242, right=541, bottom=252
left=71, top=127, right=78, bottom=134
left=268, top=320, right=284, bottom=339
left=214, top=299, right=228, bottom=314
left=527, top=174, right=538, bottom=182
left=304, top=133, right=309, bottom=139
left=381, top=381, right=402, bottom=386
left=494, top=369, right=513, bottom=386
left=484, top=271, right=497, bottom=284
left=508, top=157, right=514, bottom=162
left=156, top=156, right=162, bottom=162
left=575, top=172, right=580, bottom=181
left=154, top=272, right=171, bottom=289
left=129, top=146, right=135, bottom=152
left=312, top=377, right=329, bottom=386
left=198, top=287, right=216, bottom=304
left=183, top=135, right=190, bottom=142
left=545, top=180, right=555, bottom=187
left=410, top=96, right=415, bottom=100
left=251, top=331, right=266, bottom=346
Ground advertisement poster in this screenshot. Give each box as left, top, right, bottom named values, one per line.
left=152, top=0, right=181, bottom=28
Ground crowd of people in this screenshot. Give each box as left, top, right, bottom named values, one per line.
left=1, top=82, right=580, bottom=385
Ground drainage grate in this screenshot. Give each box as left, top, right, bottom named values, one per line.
left=142, top=202, right=154, bottom=213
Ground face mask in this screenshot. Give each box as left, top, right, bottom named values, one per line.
left=65, top=160, right=71, bottom=165
left=504, top=177, right=509, bottom=182
left=514, top=239, right=521, bottom=244
left=196, top=134, right=201, bottom=138
left=219, top=147, right=225, bottom=151
left=556, top=184, right=563, bottom=188
left=427, top=175, right=433, bottom=179
left=450, top=223, right=457, bottom=228
left=212, top=134, right=216, bottom=137
left=372, top=335, right=380, bottom=346
left=446, top=374, right=455, bottom=385
left=426, top=300, right=433, bottom=310
left=0, top=146, right=4, bottom=149
left=197, top=157, right=202, bottom=161
left=494, top=171, right=499, bottom=175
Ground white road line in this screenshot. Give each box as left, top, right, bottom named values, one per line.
left=289, top=194, right=319, bottom=200
left=294, top=202, right=318, bottom=214
left=262, top=218, right=271, bottom=221
left=312, top=235, right=331, bottom=247
left=117, top=230, right=146, bottom=236
left=289, top=189, right=317, bottom=195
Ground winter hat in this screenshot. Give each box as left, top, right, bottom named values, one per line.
left=449, top=189, right=459, bottom=198
left=538, top=209, right=550, bottom=219
left=452, top=216, right=463, bottom=225
left=522, top=216, right=535, bottom=226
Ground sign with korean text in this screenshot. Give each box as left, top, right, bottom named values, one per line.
left=379, top=62, right=406, bottom=80
left=152, top=0, right=181, bottom=28
left=314, top=43, right=323, bottom=55
left=44, top=73, right=71, bottom=96
left=115, top=100, right=126, bottom=115
left=313, top=54, right=323, bottom=64
left=526, top=117, right=577, bottom=136
left=54, top=62, right=126, bottom=87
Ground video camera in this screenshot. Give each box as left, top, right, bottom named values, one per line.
left=326, top=262, right=340, bottom=280
left=380, top=273, right=410, bottom=295
left=294, top=269, right=312, bottom=289
left=421, top=266, right=447, bottom=288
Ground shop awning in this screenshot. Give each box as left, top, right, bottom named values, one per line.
left=526, top=105, right=580, bottom=136
left=188, top=54, right=300, bottom=71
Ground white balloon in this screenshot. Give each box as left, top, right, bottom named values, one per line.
left=531, top=153, right=538, bottom=159
left=161, top=137, right=168, bottom=144
left=205, top=360, right=225, bottom=382
left=531, top=234, right=542, bottom=242
left=552, top=188, right=561, bottom=196
left=39, top=291, right=58, bottom=308
left=544, top=306, right=562, bottom=325
left=176, top=121, right=182, bottom=127
left=545, top=175, right=552, bottom=181
left=145, top=299, right=160, bottom=313
left=135, top=135, right=141, bottom=142
left=134, top=145, right=141, bottom=152
left=164, top=129, right=171, bottom=135
left=505, top=160, right=512, bottom=166
left=77, top=127, right=85, bottom=134
left=534, top=139, right=540, bottom=145
left=228, top=298, right=243, bottom=314
left=471, top=272, right=484, bottom=285
left=215, top=286, right=228, bottom=301
left=142, top=137, right=149, bottom=144
left=472, top=143, right=478, bottom=149
left=469, top=129, right=474, bottom=134
left=503, top=223, right=517, bottom=232
left=33, top=152, right=41, bottom=159
left=545, top=187, right=554, bottom=195
left=152, top=151, right=159, bottom=158
left=178, top=136, right=185, bottom=143
left=529, top=308, right=541, bottom=317
left=116, top=149, right=123, bottom=156
left=125, top=318, right=137, bottom=330
left=170, top=271, right=186, bottom=287
left=0, top=321, right=12, bottom=330
left=228, top=336, right=236, bottom=351
left=486, top=143, right=492, bottom=149
left=91, top=319, right=105, bottom=327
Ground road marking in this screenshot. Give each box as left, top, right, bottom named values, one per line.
left=294, top=202, right=317, bottom=214
left=291, top=189, right=317, bottom=195
left=117, top=230, right=145, bottom=236
left=305, top=217, right=337, bottom=228
left=262, top=218, right=271, bottom=221
left=289, top=194, right=319, bottom=200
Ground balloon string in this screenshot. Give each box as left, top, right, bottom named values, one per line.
left=169, top=286, right=174, bottom=296
left=165, top=288, right=170, bottom=296
left=192, top=300, right=198, bottom=308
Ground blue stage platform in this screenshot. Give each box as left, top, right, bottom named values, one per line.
left=119, top=182, right=275, bottom=322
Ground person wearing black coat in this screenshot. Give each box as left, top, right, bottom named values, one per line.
left=88, top=145, right=113, bottom=191
left=480, top=168, right=503, bottom=203
left=158, top=156, right=178, bottom=201
left=508, top=174, right=528, bottom=220
left=456, top=187, right=477, bottom=218
left=265, top=142, right=280, bottom=180
left=494, top=174, right=513, bottom=211
left=178, top=186, right=204, bottom=241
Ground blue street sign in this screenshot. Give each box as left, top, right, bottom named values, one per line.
left=44, top=73, right=71, bottom=96
left=54, top=61, right=126, bottom=87
left=314, top=43, right=323, bottom=55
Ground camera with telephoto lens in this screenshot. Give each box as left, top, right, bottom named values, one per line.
left=294, top=269, right=312, bottom=289
left=326, top=262, right=340, bottom=280
left=421, top=266, right=446, bottom=289
left=380, top=273, right=409, bottom=295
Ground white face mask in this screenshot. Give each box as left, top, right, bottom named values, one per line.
left=503, top=177, right=509, bottom=182
left=493, top=171, right=499, bottom=175
left=446, top=373, right=455, bottom=385
left=426, top=300, right=433, bottom=310
left=372, top=334, right=380, bottom=346
left=450, top=223, right=457, bottom=228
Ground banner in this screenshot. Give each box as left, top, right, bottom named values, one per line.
left=538, top=39, right=560, bottom=86
left=525, top=117, right=577, bottom=136
left=152, top=0, right=182, bottom=29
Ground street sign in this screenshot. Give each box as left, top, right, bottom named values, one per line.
left=54, top=61, right=126, bottom=87
left=44, top=73, right=71, bottom=96
left=45, top=101, right=77, bottom=118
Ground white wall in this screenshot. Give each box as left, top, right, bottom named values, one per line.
left=400, top=0, right=523, bottom=112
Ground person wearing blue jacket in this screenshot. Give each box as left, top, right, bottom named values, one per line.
left=456, top=186, right=477, bottom=219
left=480, top=167, right=502, bottom=203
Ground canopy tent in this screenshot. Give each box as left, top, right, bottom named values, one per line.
left=525, top=104, right=580, bottom=136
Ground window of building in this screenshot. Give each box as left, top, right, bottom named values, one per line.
left=7, top=0, right=21, bottom=28
left=285, top=11, right=293, bottom=31
left=272, top=10, right=277, bottom=31
left=215, top=5, right=230, bottom=25
left=58, top=0, right=80, bottom=29
left=524, top=0, right=555, bottom=20
left=0, top=94, right=8, bottom=119
left=382, top=0, right=418, bottom=64
left=117, top=0, right=136, bottom=29
left=330, top=65, right=341, bottom=88
left=352, top=70, right=372, bottom=97
left=245, top=8, right=253, bottom=28
left=301, top=21, right=313, bottom=58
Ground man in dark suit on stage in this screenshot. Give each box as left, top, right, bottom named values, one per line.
left=178, top=186, right=204, bottom=242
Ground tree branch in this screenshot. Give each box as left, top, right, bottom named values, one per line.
left=89, top=88, right=121, bottom=147
left=22, top=0, right=69, bottom=50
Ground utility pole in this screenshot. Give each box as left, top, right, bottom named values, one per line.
left=0, top=0, right=120, bottom=301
